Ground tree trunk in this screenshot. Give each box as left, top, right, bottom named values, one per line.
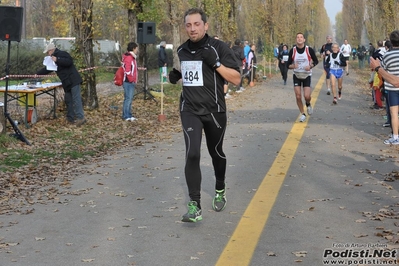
left=168, top=1, right=182, bottom=69
left=72, top=0, right=98, bottom=109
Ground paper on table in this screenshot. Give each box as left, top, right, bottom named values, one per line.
left=43, top=56, right=58, bottom=71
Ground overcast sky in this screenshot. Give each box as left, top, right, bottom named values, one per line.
left=324, top=0, right=343, bottom=25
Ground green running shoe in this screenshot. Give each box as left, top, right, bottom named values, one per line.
left=212, top=189, right=227, bottom=212
left=182, top=201, right=202, bottom=223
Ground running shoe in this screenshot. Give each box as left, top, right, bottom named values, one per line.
left=384, top=137, right=399, bottom=145
left=327, top=88, right=331, bottom=95
left=212, top=189, right=227, bottom=212
left=299, top=113, right=306, bottom=122
left=307, top=105, right=313, bottom=115
left=182, top=201, right=202, bottom=223
left=333, top=97, right=337, bottom=104
left=338, top=91, right=342, bottom=100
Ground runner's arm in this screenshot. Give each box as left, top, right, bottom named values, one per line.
left=216, top=65, right=241, bottom=86
left=309, top=48, right=319, bottom=68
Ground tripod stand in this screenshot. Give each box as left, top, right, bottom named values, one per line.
left=3, top=40, right=30, bottom=145
left=134, top=44, right=157, bottom=103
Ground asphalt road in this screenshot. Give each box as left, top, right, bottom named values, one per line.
left=1, top=66, right=398, bottom=266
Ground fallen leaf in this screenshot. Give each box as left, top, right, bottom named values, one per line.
left=292, top=251, right=307, bottom=257
left=81, top=258, right=95, bottom=262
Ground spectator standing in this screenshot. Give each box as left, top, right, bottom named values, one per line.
left=232, top=39, right=246, bottom=92
left=37, top=43, right=86, bottom=126
left=368, top=42, right=375, bottom=65
left=326, top=43, right=347, bottom=104
left=352, top=46, right=357, bottom=60
left=287, top=32, right=319, bottom=122
left=243, top=40, right=250, bottom=62
left=158, top=41, right=168, bottom=83
left=357, top=45, right=366, bottom=69
left=376, top=40, right=387, bottom=57
left=121, top=42, right=139, bottom=121
left=370, top=42, right=387, bottom=110
left=247, top=43, right=257, bottom=85
left=278, top=44, right=289, bottom=85
left=370, top=30, right=399, bottom=145
left=243, top=40, right=250, bottom=77
left=168, top=8, right=241, bottom=222
left=320, top=35, right=333, bottom=95
left=274, top=44, right=280, bottom=71
left=340, top=39, right=351, bottom=75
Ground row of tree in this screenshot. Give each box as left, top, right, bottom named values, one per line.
left=335, top=0, right=399, bottom=47
left=3, top=0, right=399, bottom=57
left=1, top=0, right=398, bottom=109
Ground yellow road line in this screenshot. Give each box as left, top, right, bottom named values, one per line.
left=216, top=75, right=325, bottom=266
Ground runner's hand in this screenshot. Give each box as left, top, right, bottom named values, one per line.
left=169, top=68, right=182, bottom=84
left=202, top=47, right=219, bottom=68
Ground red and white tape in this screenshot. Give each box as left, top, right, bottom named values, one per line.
left=0, top=65, right=147, bottom=81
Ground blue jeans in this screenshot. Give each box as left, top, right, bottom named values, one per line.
left=122, top=81, right=136, bottom=119
left=65, top=84, right=85, bottom=121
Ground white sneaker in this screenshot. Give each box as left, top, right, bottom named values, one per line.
left=299, top=113, right=306, bottom=122
left=327, top=89, right=331, bottom=95
left=225, top=93, right=232, bottom=99
left=384, top=137, right=399, bottom=145
left=240, top=87, right=246, bottom=91
left=126, top=117, right=137, bottom=121
left=307, top=105, right=313, bottom=115
left=236, top=89, right=243, bottom=93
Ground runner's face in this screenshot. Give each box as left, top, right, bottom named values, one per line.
left=332, top=45, right=339, bottom=53
left=184, top=13, right=208, bottom=43
left=296, top=34, right=305, bottom=45
left=326, top=36, right=332, bottom=43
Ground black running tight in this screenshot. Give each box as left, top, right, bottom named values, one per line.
left=181, top=111, right=227, bottom=207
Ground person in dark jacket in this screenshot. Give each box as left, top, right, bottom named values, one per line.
left=158, top=41, right=168, bottom=83
left=357, top=45, right=366, bottom=69
left=231, top=39, right=245, bottom=91
left=368, top=42, right=375, bottom=65
left=168, top=7, right=240, bottom=223
left=37, top=43, right=86, bottom=126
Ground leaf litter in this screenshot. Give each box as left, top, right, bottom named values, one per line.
left=0, top=88, right=182, bottom=215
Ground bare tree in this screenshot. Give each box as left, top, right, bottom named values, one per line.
left=72, top=0, right=98, bottom=109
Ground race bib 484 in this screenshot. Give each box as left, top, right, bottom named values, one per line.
left=181, top=61, right=204, bottom=86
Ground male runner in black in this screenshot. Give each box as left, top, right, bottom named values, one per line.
left=320, top=35, right=333, bottom=94
left=169, top=7, right=240, bottom=222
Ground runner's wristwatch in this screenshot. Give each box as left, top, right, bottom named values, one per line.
left=214, top=61, right=221, bottom=69
left=375, top=66, right=381, bottom=72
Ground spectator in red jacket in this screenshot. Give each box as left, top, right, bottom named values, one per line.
left=122, top=42, right=139, bottom=121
